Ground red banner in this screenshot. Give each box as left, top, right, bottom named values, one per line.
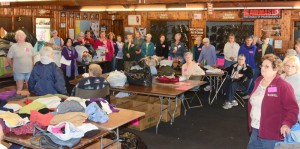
left=243, top=9, right=282, bottom=19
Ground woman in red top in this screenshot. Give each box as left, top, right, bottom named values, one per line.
left=93, top=31, right=114, bottom=72
left=248, top=54, right=299, bottom=149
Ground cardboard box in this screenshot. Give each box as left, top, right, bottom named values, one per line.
left=127, top=104, right=160, bottom=131
left=154, top=99, right=181, bottom=122
left=117, top=100, right=146, bottom=109
left=126, top=95, right=160, bottom=104
left=85, top=138, right=119, bottom=149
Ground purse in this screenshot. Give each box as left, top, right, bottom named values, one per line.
left=31, top=125, right=80, bottom=149
left=125, top=60, right=152, bottom=86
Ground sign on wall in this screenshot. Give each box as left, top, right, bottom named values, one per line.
left=243, top=9, right=282, bottom=19
left=128, top=15, right=141, bottom=25
left=35, top=18, right=51, bottom=41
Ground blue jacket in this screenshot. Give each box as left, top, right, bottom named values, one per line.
left=141, top=42, right=155, bottom=57
left=28, top=62, right=67, bottom=96
left=238, top=43, right=257, bottom=69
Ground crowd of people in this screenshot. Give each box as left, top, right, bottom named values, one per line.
left=6, top=28, right=300, bottom=149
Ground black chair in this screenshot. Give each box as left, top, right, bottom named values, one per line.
left=74, top=85, right=110, bottom=102
left=183, top=75, right=204, bottom=114
left=234, top=78, right=253, bottom=107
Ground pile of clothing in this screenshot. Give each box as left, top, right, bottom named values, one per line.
left=0, top=93, right=119, bottom=148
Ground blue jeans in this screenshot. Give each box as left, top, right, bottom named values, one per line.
left=247, top=67, right=260, bottom=95
left=111, top=56, right=116, bottom=71
left=224, top=60, right=236, bottom=68
left=248, top=128, right=279, bottom=149
left=223, top=79, right=246, bottom=102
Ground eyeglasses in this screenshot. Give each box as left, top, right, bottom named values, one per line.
left=284, top=65, right=296, bottom=69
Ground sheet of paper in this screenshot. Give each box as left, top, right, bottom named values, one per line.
left=60, top=56, right=71, bottom=66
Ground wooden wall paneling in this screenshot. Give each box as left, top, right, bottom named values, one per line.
left=207, top=10, right=242, bottom=21
left=0, top=17, right=13, bottom=32
left=59, top=11, right=67, bottom=39
left=254, top=10, right=291, bottom=53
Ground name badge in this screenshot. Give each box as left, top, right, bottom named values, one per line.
left=198, top=48, right=202, bottom=51
left=162, top=45, right=165, bottom=48
left=267, top=93, right=278, bottom=97
left=178, top=45, right=181, bottom=48
left=24, top=48, right=30, bottom=53
left=268, top=87, right=277, bottom=93
left=258, top=49, right=262, bottom=52
left=249, top=51, right=254, bottom=54
left=184, top=68, right=187, bottom=72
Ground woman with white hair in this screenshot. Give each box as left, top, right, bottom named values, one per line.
left=169, top=33, right=186, bottom=59
left=7, top=30, right=36, bottom=94
left=281, top=56, right=300, bottom=109
left=28, top=46, right=67, bottom=96
left=141, top=34, right=155, bottom=57
left=198, top=38, right=217, bottom=66
left=182, top=52, right=205, bottom=79
left=49, top=29, right=64, bottom=47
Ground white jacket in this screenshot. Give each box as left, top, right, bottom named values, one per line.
left=223, top=42, right=240, bottom=61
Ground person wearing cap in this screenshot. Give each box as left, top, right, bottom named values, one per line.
left=49, top=29, right=64, bottom=47
left=28, top=46, right=67, bottom=96
left=141, top=34, right=155, bottom=57
left=198, top=38, right=217, bottom=67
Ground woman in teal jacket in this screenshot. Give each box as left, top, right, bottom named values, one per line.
left=141, top=34, right=155, bottom=57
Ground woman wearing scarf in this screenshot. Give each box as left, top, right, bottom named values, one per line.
left=28, top=46, right=67, bottom=96
left=61, top=38, right=78, bottom=95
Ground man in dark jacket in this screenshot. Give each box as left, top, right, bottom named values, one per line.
left=28, top=46, right=67, bottom=96
left=222, top=54, right=253, bottom=109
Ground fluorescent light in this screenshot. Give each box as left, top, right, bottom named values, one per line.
left=80, top=6, right=106, bottom=12
left=167, top=8, right=205, bottom=11
left=135, top=5, right=167, bottom=11
left=293, top=6, right=300, bottom=9
left=106, top=5, right=134, bottom=11
left=214, top=7, right=244, bottom=10
left=244, top=7, right=293, bottom=9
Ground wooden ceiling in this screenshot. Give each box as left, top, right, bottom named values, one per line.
left=5, top=0, right=300, bottom=8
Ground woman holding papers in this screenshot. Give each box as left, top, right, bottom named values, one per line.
left=61, top=38, right=78, bottom=95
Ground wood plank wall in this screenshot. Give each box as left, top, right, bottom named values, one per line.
left=0, top=6, right=295, bottom=53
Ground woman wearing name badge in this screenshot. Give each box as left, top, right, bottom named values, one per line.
left=7, top=30, right=36, bottom=95
left=169, top=33, right=186, bottom=59
left=141, top=34, right=155, bottom=57
left=281, top=56, right=300, bottom=109
left=197, top=38, right=217, bottom=67
left=248, top=54, right=299, bottom=149
left=94, top=31, right=114, bottom=72
left=192, top=36, right=204, bottom=63
left=182, top=52, right=205, bottom=79
left=61, top=38, right=78, bottom=95
left=155, top=34, right=169, bottom=60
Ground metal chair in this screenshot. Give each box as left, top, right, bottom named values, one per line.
left=75, top=85, right=110, bottom=102
left=234, top=78, right=253, bottom=107
left=183, top=75, right=205, bottom=111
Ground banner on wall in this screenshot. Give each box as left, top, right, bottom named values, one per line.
left=242, top=9, right=282, bottom=19
left=35, top=18, right=51, bottom=41
left=75, top=20, right=99, bottom=39
left=128, top=15, right=141, bottom=25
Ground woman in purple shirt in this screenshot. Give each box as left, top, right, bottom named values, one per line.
left=61, top=38, right=78, bottom=94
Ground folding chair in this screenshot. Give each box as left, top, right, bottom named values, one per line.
left=75, top=85, right=111, bottom=102
left=234, top=78, right=253, bottom=107
left=183, top=75, right=205, bottom=111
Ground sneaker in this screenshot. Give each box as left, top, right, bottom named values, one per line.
left=204, top=85, right=212, bottom=91
left=222, top=102, right=233, bottom=109
left=242, top=95, right=250, bottom=99
left=231, top=100, right=238, bottom=106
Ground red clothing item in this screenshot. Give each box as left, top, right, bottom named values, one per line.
left=30, top=110, right=55, bottom=127
left=93, top=39, right=114, bottom=61
left=84, top=37, right=94, bottom=45
left=248, top=75, right=299, bottom=140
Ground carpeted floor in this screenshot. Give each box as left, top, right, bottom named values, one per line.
left=126, top=91, right=250, bottom=149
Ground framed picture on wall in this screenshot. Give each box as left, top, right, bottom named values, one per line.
left=60, top=22, right=66, bottom=28
left=128, top=15, right=141, bottom=25
left=75, top=12, right=80, bottom=19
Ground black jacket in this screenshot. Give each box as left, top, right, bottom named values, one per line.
left=225, top=63, right=253, bottom=87
left=155, top=41, right=169, bottom=59
left=254, top=44, right=275, bottom=67
left=123, top=42, right=136, bottom=61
